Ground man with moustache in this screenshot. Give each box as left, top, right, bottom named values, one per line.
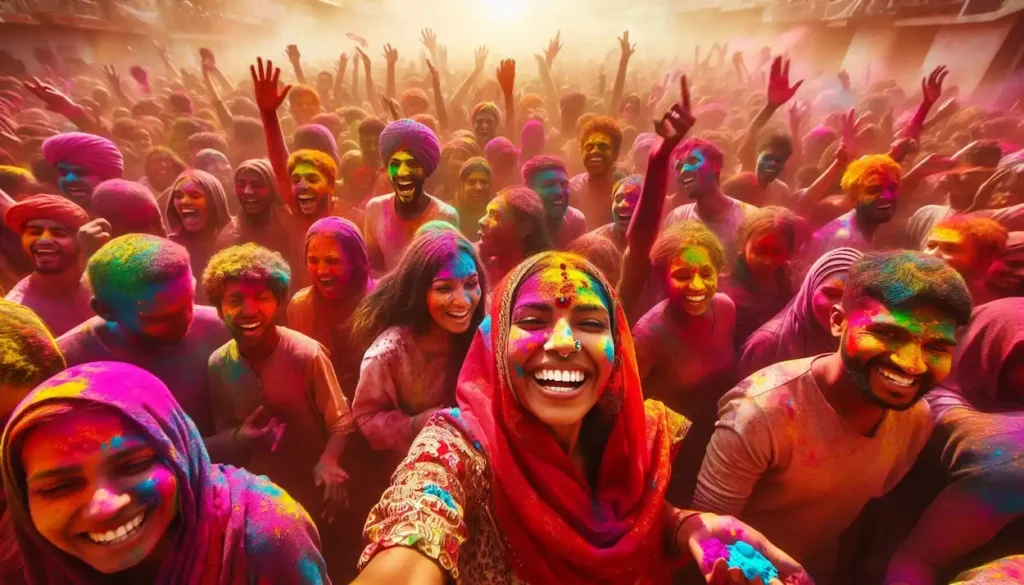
left=363, top=119, right=458, bottom=271
left=663, top=138, right=757, bottom=258
left=694, top=251, right=973, bottom=585
left=3, top=194, right=93, bottom=336
left=57, top=234, right=230, bottom=439
left=568, top=116, right=625, bottom=231
left=41, top=132, right=124, bottom=211
left=523, top=155, right=587, bottom=250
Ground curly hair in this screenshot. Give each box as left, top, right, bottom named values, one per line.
left=579, top=116, right=623, bottom=154
left=931, top=216, right=1009, bottom=263
left=202, top=243, right=292, bottom=308
left=287, top=149, right=338, bottom=185
left=843, top=250, right=973, bottom=326
left=651, top=220, right=726, bottom=277
left=351, top=230, right=487, bottom=349
left=840, top=154, right=901, bottom=197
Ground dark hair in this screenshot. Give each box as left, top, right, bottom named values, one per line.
left=202, top=243, right=292, bottom=308
left=651, top=220, right=726, bottom=277
left=499, top=187, right=553, bottom=256
left=351, top=230, right=488, bottom=350
left=186, top=131, right=228, bottom=155
left=732, top=206, right=805, bottom=284
left=757, top=133, right=793, bottom=159
left=843, top=250, right=973, bottom=326
left=232, top=117, right=264, bottom=144
left=963, top=140, right=1003, bottom=168
left=358, top=117, right=387, bottom=138
left=559, top=92, right=587, bottom=119
left=521, top=154, right=567, bottom=188
left=565, top=233, right=623, bottom=285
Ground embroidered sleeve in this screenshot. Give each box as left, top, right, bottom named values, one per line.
left=358, top=415, right=480, bottom=580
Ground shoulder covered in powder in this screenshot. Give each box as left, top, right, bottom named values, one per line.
left=56, top=316, right=109, bottom=365
left=277, top=326, right=324, bottom=362
left=719, top=357, right=816, bottom=416
left=362, top=325, right=415, bottom=361
left=240, top=473, right=329, bottom=584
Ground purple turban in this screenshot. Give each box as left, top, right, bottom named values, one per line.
left=295, top=124, right=340, bottom=167
left=41, top=132, right=124, bottom=181
left=378, top=119, right=441, bottom=177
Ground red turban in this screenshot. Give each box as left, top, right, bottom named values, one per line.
left=4, top=194, right=90, bottom=235
left=41, top=132, right=124, bottom=181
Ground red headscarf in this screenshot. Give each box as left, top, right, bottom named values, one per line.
left=449, top=251, right=689, bottom=584
left=3, top=194, right=89, bottom=235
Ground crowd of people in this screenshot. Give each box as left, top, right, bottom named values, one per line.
left=0, top=25, right=1022, bottom=585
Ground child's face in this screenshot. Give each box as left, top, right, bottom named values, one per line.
left=219, top=279, right=279, bottom=345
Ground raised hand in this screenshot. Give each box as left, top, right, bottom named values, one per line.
left=354, top=46, right=371, bottom=71
left=837, top=69, right=851, bottom=92
left=437, top=44, right=449, bottom=66
left=767, top=56, right=803, bottom=108
left=382, top=43, right=398, bottom=65
left=102, top=65, right=122, bottom=92
left=151, top=40, right=170, bottom=62
left=199, top=47, right=216, bottom=69
left=250, top=57, right=291, bottom=116
left=545, top=31, right=563, bottom=67
left=618, top=30, right=636, bottom=60
left=426, top=59, right=439, bottom=83
left=336, top=52, right=349, bottom=74
left=496, top=58, right=515, bottom=96
left=788, top=100, right=809, bottom=128
left=921, top=65, right=948, bottom=106
left=285, top=44, right=301, bottom=64
left=22, top=77, right=78, bottom=115
left=731, top=51, right=745, bottom=70
left=887, top=137, right=919, bottom=163
left=654, top=75, right=696, bottom=150
left=77, top=218, right=113, bottom=258
left=474, top=46, right=489, bottom=73
left=420, top=28, right=438, bottom=53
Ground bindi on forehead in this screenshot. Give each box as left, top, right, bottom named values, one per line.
left=519, top=263, right=609, bottom=310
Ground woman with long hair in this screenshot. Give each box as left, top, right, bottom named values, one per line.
left=355, top=252, right=807, bottom=584
left=350, top=229, right=487, bottom=463
left=1, top=362, right=328, bottom=584
left=164, top=169, right=230, bottom=299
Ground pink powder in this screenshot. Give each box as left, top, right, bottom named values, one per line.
left=699, top=537, right=730, bottom=572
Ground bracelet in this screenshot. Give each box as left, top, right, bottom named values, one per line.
left=671, top=510, right=703, bottom=557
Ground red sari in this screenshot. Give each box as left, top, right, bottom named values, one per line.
left=449, top=252, right=689, bottom=584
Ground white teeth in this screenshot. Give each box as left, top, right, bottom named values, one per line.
left=534, top=369, right=586, bottom=384
left=87, top=512, right=144, bottom=545
left=447, top=310, right=469, bottom=319
left=878, top=365, right=915, bottom=387
left=685, top=294, right=706, bottom=302
left=239, top=322, right=261, bottom=330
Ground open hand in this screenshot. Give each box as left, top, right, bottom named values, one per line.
left=681, top=513, right=809, bottom=585
left=767, top=56, right=803, bottom=108
left=653, top=75, right=695, bottom=150
left=618, top=31, right=636, bottom=60
left=354, top=46, right=371, bottom=71
left=545, top=31, right=563, bottom=67
left=250, top=57, right=291, bottom=116
left=788, top=100, right=809, bottom=128
left=285, top=44, right=301, bottom=64
left=474, top=46, right=490, bottom=73
left=22, top=77, right=78, bottom=115
left=102, top=65, right=122, bottom=91
left=921, top=65, right=949, bottom=107
left=314, top=461, right=350, bottom=523
left=382, top=43, right=398, bottom=65
left=420, top=28, right=438, bottom=53
left=496, top=58, right=515, bottom=96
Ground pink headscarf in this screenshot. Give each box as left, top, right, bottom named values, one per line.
left=41, top=132, right=123, bottom=181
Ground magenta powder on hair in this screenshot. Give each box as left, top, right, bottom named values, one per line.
left=726, top=541, right=779, bottom=582
left=699, top=538, right=730, bottom=572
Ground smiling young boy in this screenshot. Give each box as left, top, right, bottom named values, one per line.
left=203, top=243, right=354, bottom=532
left=693, top=250, right=973, bottom=585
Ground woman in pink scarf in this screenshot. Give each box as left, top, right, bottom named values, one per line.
left=0, top=362, right=328, bottom=584
left=165, top=169, right=230, bottom=300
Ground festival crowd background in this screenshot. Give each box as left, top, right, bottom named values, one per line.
left=0, top=0, right=1023, bottom=583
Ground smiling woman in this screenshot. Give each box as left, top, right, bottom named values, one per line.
left=1, top=362, right=329, bottom=584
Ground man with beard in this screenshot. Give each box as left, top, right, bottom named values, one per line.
left=56, top=234, right=230, bottom=439
left=587, top=174, right=641, bottom=253
left=569, top=116, right=625, bottom=231
left=40, top=132, right=124, bottom=211
left=522, top=155, right=586, bottom=250
left=663, top=138, right=757, bottom=258
left=363, top=119, right=459, bottom=271
left=357, top=117, right=392, bottom=197
left=797, top=154, right=901, bottom=279
left=3, top=194, right=93, bottom=335
left=694, top=250, right=972, bottom=585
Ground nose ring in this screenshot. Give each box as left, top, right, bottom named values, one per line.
left=558, top=339, right=582, bottom=359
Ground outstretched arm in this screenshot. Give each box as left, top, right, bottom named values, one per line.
left=608, top=31, right=636, bottom=119
left=251, top=58, right=293, bottom=204
left=451, top=46, right=488, bottom=110
left=333, top=53, right=349, bottom=106
left=739, top=56, right=803, bottom=173
left=898, top=66, right=948, bottom=143
left=496, top=59, right=516, bottom=142
left=285, top=44, right=307, bottom=86
left=383, top=44, right=398, bottom=101
left=356, top=48, right=383, bottom=116
left=22, top=77, right=109, bottom=137
left=202, top=65, right=234, bottom=130
left=618, top=77, right=695, bottom=317
left=426, top=60, right=449, bottom=134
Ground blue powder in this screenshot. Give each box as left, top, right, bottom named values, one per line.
left=448, top=407, right=461, bottom=418
left=473, top=441, right=483, bottom=451
left=602, top=337, right=614, bottom=363
left=298, top=552, right=325, bottom=583
left=101, top=435, right=125, bottom=451
left=514, top=364, right=525, bottom=378
left=726, top=541, right=778, bottom=582
left=423, top=483, right=457, bottom=510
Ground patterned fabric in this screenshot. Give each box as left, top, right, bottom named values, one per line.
left=0, top=362, right=328, bottom=585
left=359, top=252, right=690, bottom=583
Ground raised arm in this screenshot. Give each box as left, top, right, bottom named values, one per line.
left=739, top=56, right=803, bottom=173
left=426, top=59, right=449, bottom=134
left=285, top=44, right=307, bottom=86
left=251, top=58, right=293, bottom=204
left=897, top=66, right=948, bottom=143
left=534, top=39, right=560, bottom=127
left=451, top=46, right=488, bottom=110
left=618, top=76, right=695, bottom=316
left=496, top=58, right=516, bottom=142
left=201, top=64, right=234, bottom=131
left=608, top=31, right=636, bottom=119
left=352, top=49, right=361, bottom=106
left=101, top=65, right=134, bottom=109
left=383, top=44, right=398, bottom=101
left=356, top=47, right=383, bottom=116
left=22, top=77, right=110, bottom=137
left=152, top=41, right=180, bottom=82
left=793, top=142, right=849, bottom=216
left=333, top=53, right=349, bottom=106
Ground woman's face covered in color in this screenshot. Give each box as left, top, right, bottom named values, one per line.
left=664, top=246, right=717, bottom=316
left=171, top=178, right=210, bottom=232
left=22, top=407, right=179, bottom=574
left=306, top=235, right=349, bottom=300
left=506, top=264, right=615, bottom=431
left=234, top=168, right=273, bottom=216
left=427, top=250, right=482, bottom=335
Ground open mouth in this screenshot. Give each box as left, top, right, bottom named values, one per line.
left=615, top=210, right=633, bottom=222
left=876, top=364, right=918, bottom=388
left=85, top=510, right=147, bottom=546
left=681, top=175, right=696, bottom=190
left=296, top=192, right=319, bottom=214
left=685, top=294, right=707, bottom=303
left=33, top=248, right=61, bottom=261
left=395, top=178, right=415, bottom=192
left=64, top=184, right=89, bottom=199
left=532, top=368, right=589, bottom=394
left=237, top=320, right=264, bottom=334
left=446, top=309, right=470, bottom=322
left=585, top=156, right=605, bottom=165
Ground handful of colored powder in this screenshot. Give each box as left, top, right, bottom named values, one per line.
left=699, top=538, right=779, bottom=582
